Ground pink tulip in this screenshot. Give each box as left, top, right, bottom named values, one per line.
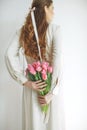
left=41, top=62, right=49, bottom=71
left=41, top=69, right=47, bottom=80
left=28, top=64, right=36, bottom=75
left=43, top=62, right=49, bottom=67
left=32, top=61, right=41, bottom=71
left=32, top=62, right=37, bottom=69
left=36, top=66, right=42, bottom=72
left=42, top=65, right=47, bottom=71
left=47, top=66, right=53, bottom=73
left=42, top=73, right=47, bottom=80
left=30, top=69, right=36, bottom=75
left=41, top=69, right=46, bottom=74
left=36, top=61, right=41, bottom=66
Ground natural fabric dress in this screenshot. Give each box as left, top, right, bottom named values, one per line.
left=5, top=23, right=65, bottom=130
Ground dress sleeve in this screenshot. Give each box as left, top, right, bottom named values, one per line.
left=5, top=30, right=28, bottom=85
left=50, top=25, right=63, bottom=94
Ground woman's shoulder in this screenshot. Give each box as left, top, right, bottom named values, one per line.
left=48, top=23, right=61, bottom=35
left=49, top=23, right=60, bottom=29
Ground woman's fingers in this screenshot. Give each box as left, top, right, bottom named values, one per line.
left=38, top=97, right=46, bottom=104
left=37, top=81, right=47, bottom=86
left=32, top=80, right=47, bottom=92
left=34, top=80, right=42, bottom=83
left=38, top=83, right=47, bottom=88
left=39, top=99, right=46, bottom=103
left=38, top=95, right=44, bottom=99
left=35, top=80, right=46, bottom=85
left=35, top=81, right=47, bottom=89
left=38, top=92, right=54, bottom=106
left=39, top=102, right=46, bottom=105
left=38, top=87, right=46, bottom=92
left=41, top=103, right=47, bottom=106
left=38, top=84, right=47, bottom=89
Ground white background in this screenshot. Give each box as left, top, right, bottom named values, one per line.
left=0, top=0, right=87, bottom=130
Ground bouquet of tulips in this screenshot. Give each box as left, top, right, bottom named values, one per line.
left=25, top=61, right=53, bottom=113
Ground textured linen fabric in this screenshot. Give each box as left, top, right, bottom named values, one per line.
left=5, top=23, right=65, bottom=130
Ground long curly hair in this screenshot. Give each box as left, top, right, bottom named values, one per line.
left=19, top=0, right=53, bottom=60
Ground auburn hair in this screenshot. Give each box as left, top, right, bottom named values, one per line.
left=19, top=0, right=53, bottom=60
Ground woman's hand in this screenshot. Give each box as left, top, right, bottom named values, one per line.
left=38, top=92, right=54, bottom=106
left=23, top=80, right=47, bottom=92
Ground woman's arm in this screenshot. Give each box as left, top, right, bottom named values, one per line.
left=50, top=24, right=62, bottom=95
left=5, top=29, right=28, bottom=85
left=5, top=29, right=47, bottom=91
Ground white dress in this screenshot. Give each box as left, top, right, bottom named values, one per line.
left=5, top=23, right=65, bottom=130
